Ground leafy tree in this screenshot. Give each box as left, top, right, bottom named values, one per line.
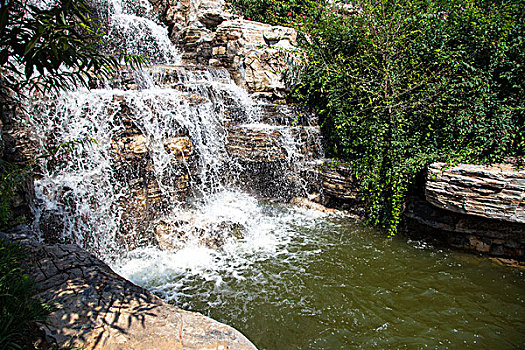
left=0, top=0, right=144, bottom=98
left=293, top=0, right=524, bottom=234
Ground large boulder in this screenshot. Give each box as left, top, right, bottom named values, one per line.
left=16, top=237, right=257, bottom=349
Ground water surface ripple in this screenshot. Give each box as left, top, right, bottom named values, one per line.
left=115, top=193, right=525, bottom=349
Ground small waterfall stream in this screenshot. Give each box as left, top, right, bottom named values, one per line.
left=100, top=0, right=180, bottom=64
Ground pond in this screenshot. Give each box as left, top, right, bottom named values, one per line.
left=114, top=191, right=525, bottom=349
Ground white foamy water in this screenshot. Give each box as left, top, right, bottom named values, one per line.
left=103, top=0, right=180, bottom=64
left=30, top=75, right=260, bottom=255
left=107, top=14, right=180, bottom=64
left=113, top=189, right=330, bottom=302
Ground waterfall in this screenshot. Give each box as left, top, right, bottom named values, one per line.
left=16, top=4, right=525, bottom=348
left=30, top=67, right=264, bottom=256
left=102, top=0, right=181, bottom=64
left=29, top=0, right=321, bottom=269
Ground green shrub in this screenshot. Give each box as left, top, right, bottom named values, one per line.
left=0, top=239, right=51, bottom=350
left=228, top=0, right=325, bottom=26
left=292, top=0, right=524, bottom=234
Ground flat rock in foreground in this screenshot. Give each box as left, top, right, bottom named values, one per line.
left=24, top=241, right=256, bottom=350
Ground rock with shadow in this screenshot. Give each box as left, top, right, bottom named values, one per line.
left=19, top=238, right=256, bottom=349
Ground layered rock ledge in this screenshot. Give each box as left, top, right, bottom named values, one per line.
left=406, top=162, right=525, bottom=260
left=6, top=232, right=256, bottom=350
left=426, top=162, right=525, bottom=223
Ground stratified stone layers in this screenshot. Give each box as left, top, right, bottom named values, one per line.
left=406, top=162, right=525, bottom=259
left=426, top=162, right=525, bottom=223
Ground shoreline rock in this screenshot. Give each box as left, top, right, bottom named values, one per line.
left=405, top=162, right=525, bottom=260
left=426, top=162, right=525, bottom=223
left=3, top=232, right=257, bottom=350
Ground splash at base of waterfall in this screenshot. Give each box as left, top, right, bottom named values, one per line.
left=113, top=189, right=330, bottom=301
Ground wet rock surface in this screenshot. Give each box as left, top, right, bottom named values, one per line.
left=32, top=92, right=195, bottom=251
left=226, top=125, right=321, bottom=162
left=154, top=215, right=244, bottom=250
left=290, top=197, right=356, bottom=217
left=6, top=232, right=257, bottom=350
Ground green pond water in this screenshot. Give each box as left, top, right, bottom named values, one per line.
left=116, top=193, right=525, bottom=349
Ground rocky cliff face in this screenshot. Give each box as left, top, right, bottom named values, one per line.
left=152, top=0, right=301, bottom=100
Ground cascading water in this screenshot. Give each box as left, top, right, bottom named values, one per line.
left=30, top=0, right=314, bottom=260
left=99, top=0, right=180, bottom=64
